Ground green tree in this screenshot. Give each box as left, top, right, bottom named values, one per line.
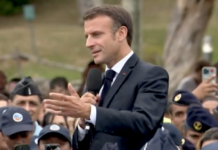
left=0, top=0, right=31, bottom=15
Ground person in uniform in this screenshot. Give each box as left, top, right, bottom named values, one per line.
left=37, top=124, right=71, bottom=150
left=168, top=90, right=201, bottom=133
left=9, top=76, right=42, bottom=135
left=183, top=105, right=218, bottom=147
left=1, top=106, right=34, bottom=150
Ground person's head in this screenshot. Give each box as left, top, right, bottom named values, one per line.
left=197, top=128, right=218, bottom=150
left=169, top=90, right=201, bottom=132
left=7, top=77, right=21, bottom=93
left=42, top=112, right=69, bottom=129
left=38, top=124, right=71, bottom=150
left=50, top=77, right=69, bottom=94
left=0, top=71, right=7, bottom=92
left=83, top=60, right=104, bottom=79
left=0, top=93, right=8, bottom=107
left=202, top=97, right=218, bottom=114
left=9, top=77, right=42, bottom=122
left=193, top=60, right=211, bottom=81
left=163, top=123, right=185, bottom=147
left=0, top=107, right=9, bottom=150
left=183, top=105, right=218, bottom=146
left=84, top=5, right=133, bottom=68
left=1, top=107, right=34, bottom=150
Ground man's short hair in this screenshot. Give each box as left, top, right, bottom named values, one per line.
left=50, top=77, right=68, bottom=90
left=194, top=60, right=211, bottom=73
left=9, top=77, right=21, bottom=83
left=0, top=93, right=8, bottom=101
left=83, top=4, right=133, bottom=46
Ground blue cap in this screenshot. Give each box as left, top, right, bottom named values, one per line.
left=186, top=105, right=218, bottom=133
left=182, top=139, right=195, bottom=150
left=171, top=90, right=201, bottom=106
left=163, top=123, right=184, bottom=146
left=201, top=141, right=218, bottom=150
left=30, top=136, right=38, bottom=150
left=38, top=124, right=71, bottom=146
left=144, top=127, right=179, bottom=150
left=11, top=76, right=41, bottom=97
left=0, top=106, right=9, bottom=130
left=1, top=107, right=34, bottom=136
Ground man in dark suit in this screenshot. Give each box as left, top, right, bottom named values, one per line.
left=43, top=4, right=169, bottom=150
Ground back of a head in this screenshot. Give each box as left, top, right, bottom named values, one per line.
left=194, top=60, right=211, bottom=73
left=50, top=76, right=68, bottom=90
left=83, top=4, right=133, bottom=46
left=145, top=128, right=179, bottom=150
left=197, top=127, right=218, bottom=149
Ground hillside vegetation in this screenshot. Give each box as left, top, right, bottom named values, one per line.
left=0, top=0, right=217, bottom=81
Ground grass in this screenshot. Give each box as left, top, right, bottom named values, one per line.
left=0, top=0, right=217, bottom=81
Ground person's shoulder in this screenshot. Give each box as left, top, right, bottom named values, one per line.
left=137, top=60, right=168, bottom=76
left=180, top=76, right=194, bottom=83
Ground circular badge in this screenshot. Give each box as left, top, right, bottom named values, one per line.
left=50, top=124, right=60, bottom=131
left=193, top=121, right=202, bottom=131
left=13, top=113, right=23, bottom=122
left=174, top=94, right=181, bottom=102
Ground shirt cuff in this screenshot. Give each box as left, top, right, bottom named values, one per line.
left=78, top=125, right=86, bottom=141
left=85, top=105, right=96, bottom=126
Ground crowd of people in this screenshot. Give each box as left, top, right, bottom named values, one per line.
left=0, top=60, right=104, bottom=150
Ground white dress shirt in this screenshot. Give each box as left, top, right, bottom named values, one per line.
left=78, top=51, right=134, bottom=141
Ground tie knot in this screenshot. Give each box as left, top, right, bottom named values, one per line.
left=105, top=70, right=116, bottom=81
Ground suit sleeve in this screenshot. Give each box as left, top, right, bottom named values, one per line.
left=95, top=66, right=169, bottom=141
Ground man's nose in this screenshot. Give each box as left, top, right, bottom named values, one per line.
left=86, top=36, right=95, bottom=48
left=182, top=114, right=187, bottom=122
left=24, top=104, right=31, bottom=112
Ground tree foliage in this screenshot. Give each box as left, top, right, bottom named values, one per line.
left=0, top=0, right=31, bottom=15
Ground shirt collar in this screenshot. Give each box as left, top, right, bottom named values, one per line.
left=105, top=51, right=134, bottom=74
left=34, top=121, right=42, bottom=135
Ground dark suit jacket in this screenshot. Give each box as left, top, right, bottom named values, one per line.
left=73, top=54, right=169, bottom=150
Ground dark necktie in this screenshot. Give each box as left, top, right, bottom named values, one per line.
left=99, top=69, right=116, bottom=106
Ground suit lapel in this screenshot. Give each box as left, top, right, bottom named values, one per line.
left=102, top=54, right=139, bottom=108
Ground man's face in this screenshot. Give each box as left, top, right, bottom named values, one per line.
left=0, top=100, right=7, bottom=107
left=0, top=132, right=8, bottom=150
left=3, top=131, right=33, bottom=150
left=185, top=129, right=202, bottom=146
left=39, top=136, right=71, bottom=150
left=50, top=86, right=69, bottom=95
left=10, top=95, right=41, bottom=122
left=84, top=15, right=121, bottom=67
left=202, top=100, right=218, bottom=114
left=170, top=104, right=188, bottom=132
